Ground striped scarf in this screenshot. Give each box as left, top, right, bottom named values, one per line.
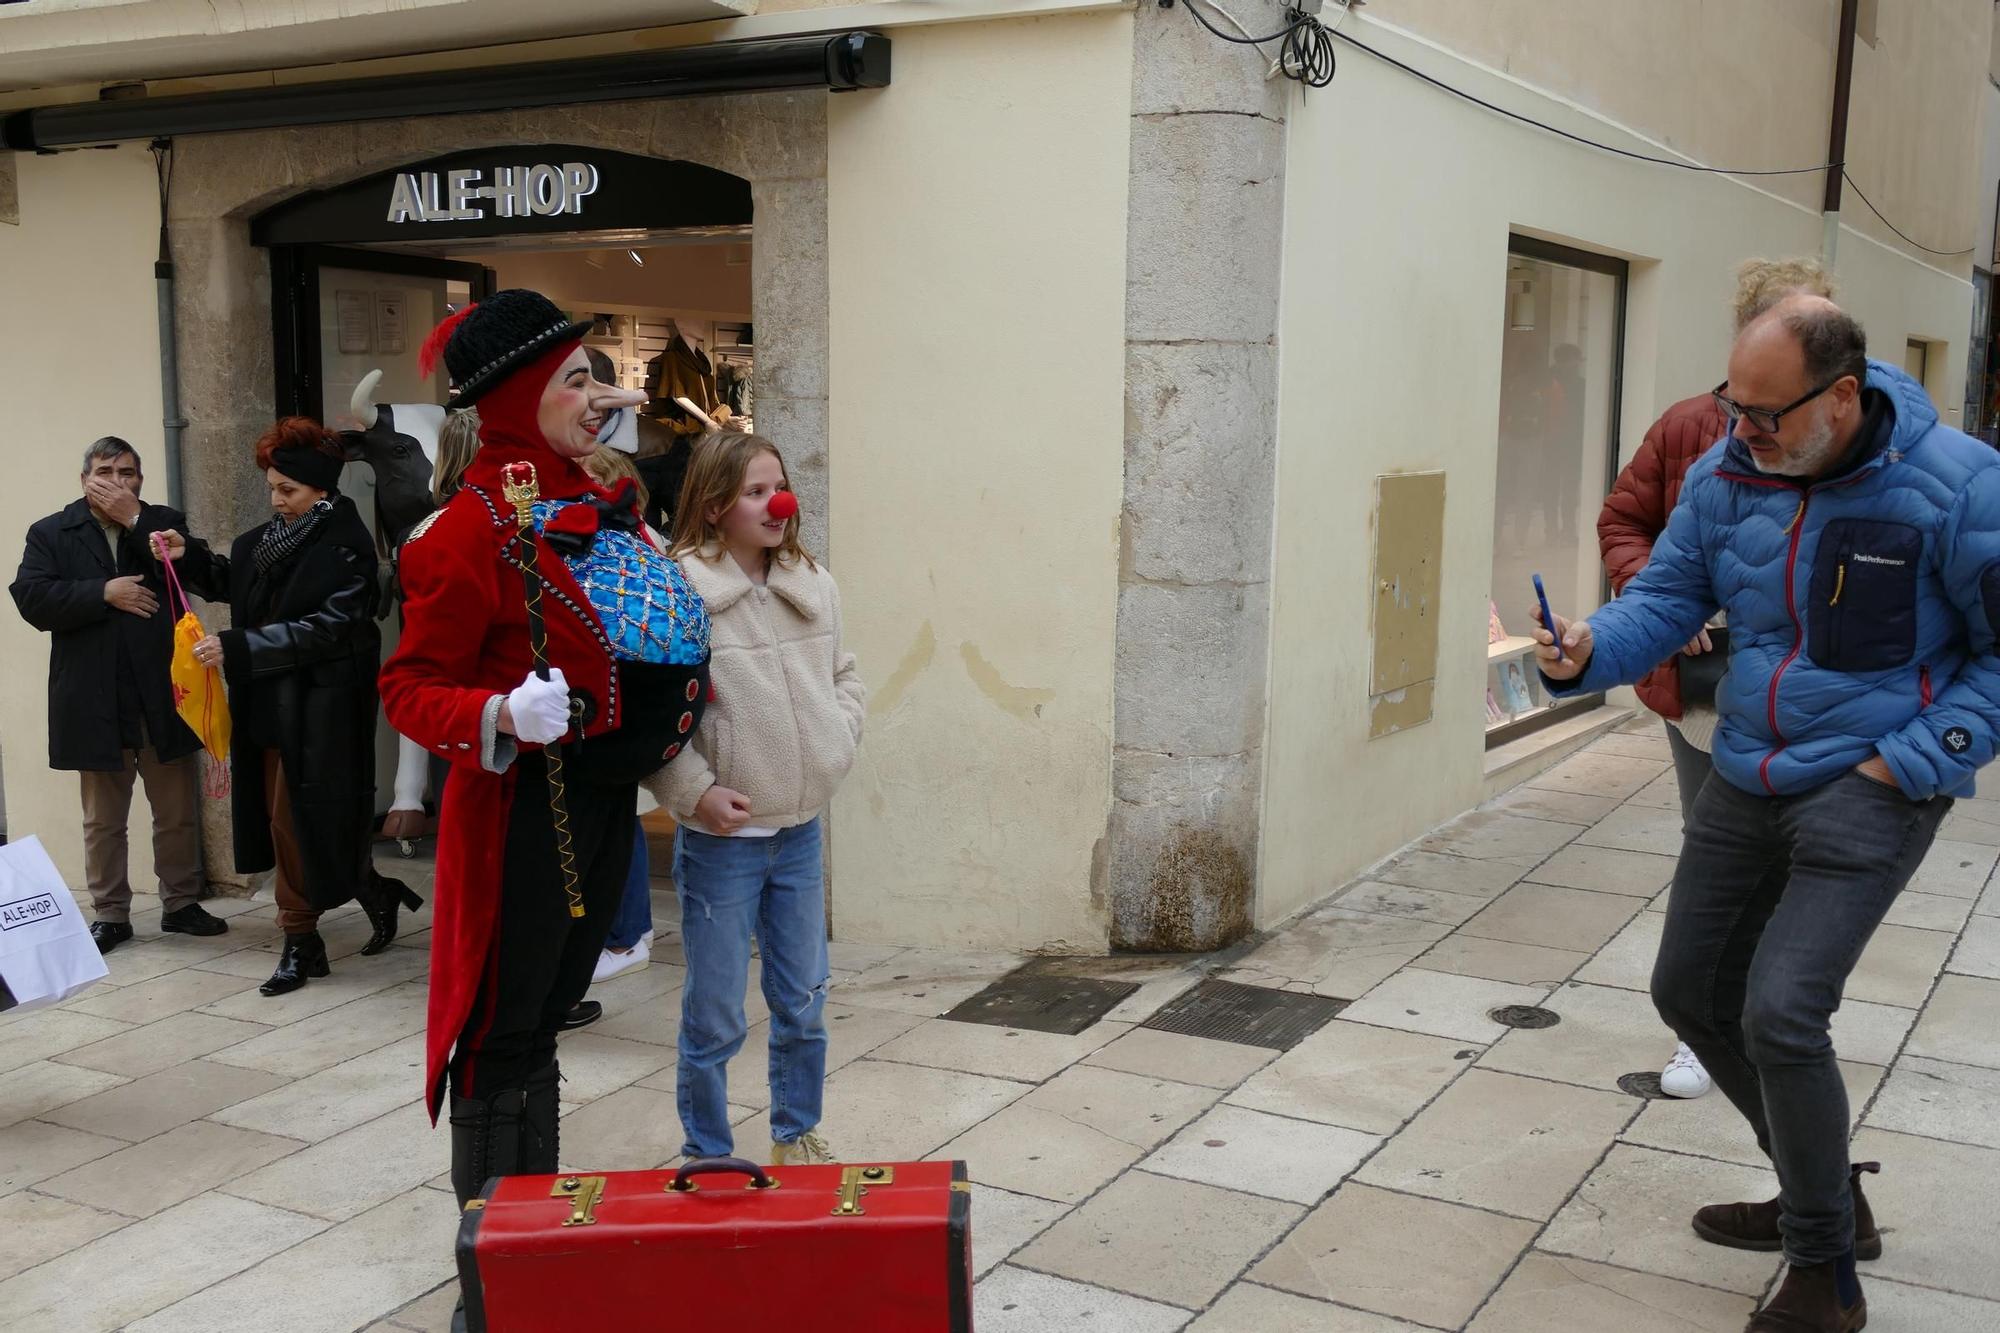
left=253, top=498, right=334, bottom=573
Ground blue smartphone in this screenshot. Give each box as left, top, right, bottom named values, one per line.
left=1532, top=573, right=1565, bottom=663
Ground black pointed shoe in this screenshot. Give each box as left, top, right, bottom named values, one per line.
left=90, top=921, right=134, bottom=953
left=160, top=903, right=228, bottom=937
left=356, top=871, right=424, bottom=956
left=260, top=932, right=331, bottom=996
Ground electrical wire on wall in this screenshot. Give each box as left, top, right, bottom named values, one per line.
left=1172, top=0, right=1337, bottom=90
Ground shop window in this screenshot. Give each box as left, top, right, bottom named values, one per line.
left=1487, top=238, right=1626, bottom=745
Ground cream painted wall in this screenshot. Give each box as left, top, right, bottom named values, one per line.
left=0, top=145, right=169, bottom=893
left=826, top=11, right=1131, bottom=950
left=1259, top=17, right=1977, bottom=926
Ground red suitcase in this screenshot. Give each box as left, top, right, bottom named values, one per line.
left=456, top=1156, right=972, bottom=1331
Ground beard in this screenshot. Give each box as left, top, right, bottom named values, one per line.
left=1751, top=412, right=1843, bottom=478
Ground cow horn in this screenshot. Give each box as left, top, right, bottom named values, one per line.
left=351, top=369, right=384, bottom=423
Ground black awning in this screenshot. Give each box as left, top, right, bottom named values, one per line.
left=3, top=33, right=888, bottom=152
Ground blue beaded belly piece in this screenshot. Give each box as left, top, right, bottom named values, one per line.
left=532, top=500, right=710, bottom=666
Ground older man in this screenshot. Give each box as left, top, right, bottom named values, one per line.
left=9, top=438, right=226, bottom=950
left=1539, top=295, right=2000, bottom=1332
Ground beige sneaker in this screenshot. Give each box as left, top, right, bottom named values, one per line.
left=769, top=1130, right=836, bottom=1166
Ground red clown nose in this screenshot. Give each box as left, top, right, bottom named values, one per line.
left=767, top=490, right=799, bottom=521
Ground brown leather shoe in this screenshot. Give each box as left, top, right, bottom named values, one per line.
left=1746, top=1260, right=1867, bottom=1331
left=1694, top=1162, right=1881, bottom=1261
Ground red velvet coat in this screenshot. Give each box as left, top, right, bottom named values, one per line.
left=380, top=466, right=623, bottom=1118
left=1596, top=392, right=1731, bottom=721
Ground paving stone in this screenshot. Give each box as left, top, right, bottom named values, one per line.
left=0, top=1118, right=123, bottom=1195
left=584, top=980, right=685, bottom=1046
left=936, top=1066, right=1218, bottom=1203
left=1416, top=935, right=1588, bottom=986
left=1358, top=1069, right=1634, bottom=1220
left=1540, top=1144, right=1780, bottom=1294
left=1185, top=1285, right=1424, bottom=1331
left=1907, top=839, right=1999, bottom=899
left=1884, top=890, right=1975, bottom=934
left=1459, top=882, right=1642, bottom=954
left=1483, top=786, right=1623, bottom=827
left=1851, top=1127, right=2000, bottom=1301
left=1334, top=880, right=1492, bottom=927
left=0, top=1191, right=325, bottom=1332
left=225, top=1101, right=447, bottom=1222
left=99, top=928, right=260, bottom=986
left=210, top=1034, right=426, bottom=1142
left=973, top=1266, right=1190, bottom=1333
left=0, top=1061, right=125, bottom=1128
left=1480, top=982, right=1677, bottom=1094
left=1577, top=802, right=1687, bottom=857
left=1467, top=1250, right=1754, bottom=1332
left=0, top=1190, right=129, bottom=1282
left=1340, top=969, right=1551, bottom=1044
left=1846, top=923, right=1955, bottom=1008
left=1084, top=1027, right=1277, bottom=1090
left=1902, top=974, right=2000, bottom=1069
left=0, top=1010, right=131, bottom=1075
left=1940, top=800, right=2000, bottom=847
left=197, top=948, right=429, bottom=1024
left=1227, top=1019, right=1469, bottom=1136
left=837, top=951, right=1024, bottom=1018
left=1625, top=770, right=1685, bottom=810
left=1525, top=751, right=1666, bottom=801
left=124, top=1188, right=456, bottom=1333
left=1252, top=1182, right=1538, bottom=1328
left=1144, top=1104, right=1377, bottom=1204
left=968, top=1183, right=1070, bottom=1278
left=550, top=1031, right=674, bottom=1105
left=636, top=1018, right=771, bottom=1111
left=381, top=1281, right=460, bottom=1333
left=202, top=981, right=428, bottom=1078
left=1589, top=730, right=1673, bottom=762
left=872, top=1017, right=1127, bottom=1083
left=65, top=965, right=261, bottom=1024
left=1573, top=910, right=1665, bottom=992
left=1526, top=843, right=1679, bottom=898
left=1864, top=1055, right=2000, bottom=1150
left=1101, top=968, right=1206, bottom=1026
left=1947, top=914, right=2000, bottom=979
left=557, top=1085, right=687, bottom=1172
left=804, top=1058, right=1030, bottom=1163
left=1830, top=998, right=1920, bottom=1067
left=1624, top=1060, right=1881, bottom=1167
left=1220, top=908, right=1451, bottom=999
left=190, top=946, right=308, bottom=982
left=1980, top=872, right=2000, bottom=918
left=1862, top=1277, right=2000, bottom=1330
left=54, top=1011, right=268, bottom=1080
left=1016, top=1170, right=1301, bottom=1308
left=40, top=1060, right=288, bottom=1143
left=1417, top=810, right=1583, bottom=864
left=39, top=1119, right=301, bottom=1218
left=1369, top=849, right=1524, bottom=899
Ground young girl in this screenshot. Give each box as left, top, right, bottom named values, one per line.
left=647, top=432, right=865, bottom=1166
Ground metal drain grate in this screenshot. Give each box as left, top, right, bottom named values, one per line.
left=1617, top=1072, right=1667, bottom=1100
left=1140, top=979, right=1348, bottom=1051
left=1489, top=1005, right=1561, bottom=1030
left=941, top=967, right=1140, bottom=1035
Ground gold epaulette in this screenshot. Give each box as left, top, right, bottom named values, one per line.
left=405, top=508, right=445, bottom=546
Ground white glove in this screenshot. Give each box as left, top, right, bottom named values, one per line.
left=506, top=668, right=572, bottom=744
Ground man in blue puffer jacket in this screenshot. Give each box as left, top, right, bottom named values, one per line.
left=1538, top=294, right=2000, bottom=1333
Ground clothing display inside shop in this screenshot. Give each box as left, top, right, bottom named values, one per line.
left=645, top=324, right=720, bottom=431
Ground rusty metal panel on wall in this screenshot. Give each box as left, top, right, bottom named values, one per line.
left=1369, top=471, right=1445, bottom=738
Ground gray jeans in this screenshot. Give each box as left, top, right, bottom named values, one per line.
left=1650, top=766, right=1949, bottom=1264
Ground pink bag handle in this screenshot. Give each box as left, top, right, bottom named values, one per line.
left=152, top=532, right=195, bottom=626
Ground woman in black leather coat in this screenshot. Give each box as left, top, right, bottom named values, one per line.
left=165, top=418, right=413, bottom=995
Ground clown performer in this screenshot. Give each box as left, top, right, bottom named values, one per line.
left=377, top=291, right=709, bottom=1310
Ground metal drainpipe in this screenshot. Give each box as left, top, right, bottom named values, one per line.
left=150, top=138, right=188, bottom=510
left=1820, top=0, right=1860, bottom=265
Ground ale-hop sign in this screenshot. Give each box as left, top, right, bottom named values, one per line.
left=387, top=161, right=601, bottom=224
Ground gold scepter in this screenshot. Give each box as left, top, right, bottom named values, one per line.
left=500, top=461, right=585, bottom=919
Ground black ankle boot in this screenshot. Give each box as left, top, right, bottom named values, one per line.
left=450, top=1088, right=528, bottom=1333
left=522, top=1060, right=562, bottom=1175
left=357, top=871, right=424, bottom=957
left=259, top=932, right=330, bottom=996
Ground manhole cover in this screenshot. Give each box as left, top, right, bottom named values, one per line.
left=1617, top=1072, right=1667, bottom=1100
left=941, top=967, right=1139, bottom=1035
left=1489, top=1005, right=1561, bottom=1030
left=1141, top=979, right=1348, bottom=1051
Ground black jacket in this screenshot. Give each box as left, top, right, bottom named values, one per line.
left=10, top=498, right=202, bottom=771
left=180, top=497, right=382, bottom=910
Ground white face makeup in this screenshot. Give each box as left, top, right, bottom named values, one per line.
left=537, top=348, right=647, bottom=459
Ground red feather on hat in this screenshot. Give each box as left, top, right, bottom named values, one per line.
left=418, top=304, right=477, bottom=378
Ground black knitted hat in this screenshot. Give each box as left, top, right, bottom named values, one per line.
left=418, top=289, right=591, bottom=405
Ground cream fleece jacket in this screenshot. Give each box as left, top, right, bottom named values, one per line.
left=642, top=546, right=865, bottom=829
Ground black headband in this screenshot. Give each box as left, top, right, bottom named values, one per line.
left=270, top=444, right=343, bottom=492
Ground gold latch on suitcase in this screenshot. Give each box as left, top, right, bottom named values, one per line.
left=832, top=1165, right=895, bottom=1217
left=553, top=1175, right=606, bottom=1227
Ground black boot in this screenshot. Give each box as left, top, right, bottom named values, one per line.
left=259, top=932, right=330, bottom=996
left=449, top=1087, right=529, bottom=1333
left=357, top=871, right=424, bottom=957
left=522, top=1059, right=562, bottom=1175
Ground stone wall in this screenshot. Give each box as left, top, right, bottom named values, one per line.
left=1108, top=5, right=1288, bottom=950
left=164, top=92, right=830, bottom=884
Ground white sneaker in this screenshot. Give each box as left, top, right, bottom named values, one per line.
left=769, top=1130, right=836, bottom=1166
left=1660, top=1043, right=1712, bottom=1098
left=591, top=936, right=650, bottom=984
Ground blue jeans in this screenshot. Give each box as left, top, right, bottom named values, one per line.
left=1651, top=768, right=1949, bottom=1265
left=672, top=819, right=829, bottom=1159
left=604, top=823, right=653, bottom=952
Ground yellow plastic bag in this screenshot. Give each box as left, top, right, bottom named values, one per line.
left=159, top=543, right=231, bottom=764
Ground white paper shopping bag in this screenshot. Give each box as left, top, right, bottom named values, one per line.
left=0, top=836, right=109, bottom=1012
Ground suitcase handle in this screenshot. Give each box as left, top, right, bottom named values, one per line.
left=668, top=1157, right=780, bottom=1192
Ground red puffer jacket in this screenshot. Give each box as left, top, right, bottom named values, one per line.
left=1597, top=392, right=1731, bottom=721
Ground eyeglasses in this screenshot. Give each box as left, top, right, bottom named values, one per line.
left=1711, top=377, right=1846, bottom=435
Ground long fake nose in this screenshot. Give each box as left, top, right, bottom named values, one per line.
left=589, top=381, right=648, bottom=412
